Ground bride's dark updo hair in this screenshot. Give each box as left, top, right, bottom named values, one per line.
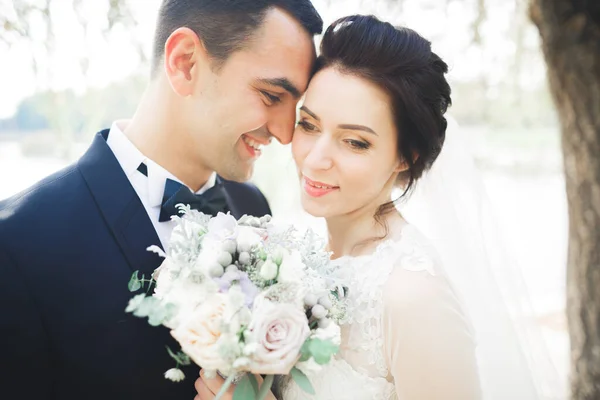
left=314, top=15, right=451, bottom=202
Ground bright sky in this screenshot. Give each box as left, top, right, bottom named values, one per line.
left=0, top=0, right=546, bottom=119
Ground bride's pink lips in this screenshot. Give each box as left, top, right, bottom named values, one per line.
left=303, top=176, right=339, bottom=198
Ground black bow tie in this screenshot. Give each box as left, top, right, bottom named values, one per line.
left=158, top=178, right=228, bottom=222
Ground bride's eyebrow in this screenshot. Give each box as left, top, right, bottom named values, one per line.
left=300, top=106, right=320, bottom=120
left=338, top=124, right=377, bottom=135
left=300, top=106, right=377, bottom=135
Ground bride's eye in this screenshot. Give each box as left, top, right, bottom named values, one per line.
left=345, top=139, right=371, bottom=150
left=297, top=120, right=318, bottom=133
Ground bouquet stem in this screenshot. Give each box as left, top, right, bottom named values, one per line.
left=256, top=374, right=274, bottom=400
left=214, top=373, right=237, bottom=400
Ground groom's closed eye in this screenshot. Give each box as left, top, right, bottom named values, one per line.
left=258, top=77, right=302, bottom=99
left=260, top=90, right=282, bottom=105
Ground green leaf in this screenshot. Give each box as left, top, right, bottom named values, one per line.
left=290, top=367, right=315, bottom=395
left=128, top=271, right=141, bottom=292
left=232, top=374, right=256, bottom=400
left=306, top=338, right=339, bottom=365
left=125, top=293, right=146, bottom=313
left=148, top=308, right=166, bottom=326
left=132, top=296, right=159, bottom=318
left=299, top=339, right=311, bottom=362
left=166, top=346, right=191, bottom=366
left=256, top=374, right=274, bottom=400
left=248, top=374, right=259, bottom=395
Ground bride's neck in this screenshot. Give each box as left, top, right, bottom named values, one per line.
left=325, top=207, right=404, bottom=259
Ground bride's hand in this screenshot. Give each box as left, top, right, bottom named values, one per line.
left=194, top=370, right=277, bottom=400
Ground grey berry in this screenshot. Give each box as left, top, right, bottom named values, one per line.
left=304, top=293, right=319, bottom=308
left=208, top=263, right=224, bottom=278
left=225, top=265, right=239, bottom=274
left=318, top=318, right=331, bottom=329
left=217, top=252, right=233, bottom=267
left=311, top=304, right=327, bottom=320
left=222, top=240, right=237, bottom=254
left=318, top=296, right=332, bottom=310
left=238, top=251, right=251, bottom=265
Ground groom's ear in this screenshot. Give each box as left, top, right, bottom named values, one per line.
left=163, top=27, right=209, bottom=97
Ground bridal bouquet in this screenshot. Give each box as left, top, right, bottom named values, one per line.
left=125, top=206, right=347, bottom=399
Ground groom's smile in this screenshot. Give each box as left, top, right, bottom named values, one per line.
left=240, top=133, right=271, bottom=159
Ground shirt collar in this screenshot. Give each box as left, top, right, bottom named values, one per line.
left=106, top=120, right=146, bottom=180
left=107, top=120, right=218, bottom=209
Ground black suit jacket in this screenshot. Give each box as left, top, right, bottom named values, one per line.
left=0, top=130, right=271, bottom=399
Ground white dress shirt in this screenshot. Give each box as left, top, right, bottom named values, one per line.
left=106, top=120, right=216, bottom=248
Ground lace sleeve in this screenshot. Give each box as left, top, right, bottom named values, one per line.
left=382, top=258, right=483, bottom=399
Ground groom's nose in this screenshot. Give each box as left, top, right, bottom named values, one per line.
left=267, top=104, right=296, bottom=145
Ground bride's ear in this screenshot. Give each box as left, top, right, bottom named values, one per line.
left=394, top=152, right=419, bottom=173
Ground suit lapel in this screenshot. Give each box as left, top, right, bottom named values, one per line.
left=77, top=130, right=163, bottom=276
left=219, top=176, right=244, bottom=219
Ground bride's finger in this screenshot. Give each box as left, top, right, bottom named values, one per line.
left=194, top=375, right=214, bottom=399
left=200, top=370, right=235, bottom=396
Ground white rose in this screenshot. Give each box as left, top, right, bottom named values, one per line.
left=206, top=212, right=238, bottom=241
left=170, top=293, right=230, bottom=372
left=277, top=249, right=307, bottom=283
left=247, top=300, right=310, bottom=375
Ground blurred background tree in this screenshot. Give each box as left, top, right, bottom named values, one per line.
left=530, top=0, right=600, bottom=398
left=0, top=0, right=145, bottom=157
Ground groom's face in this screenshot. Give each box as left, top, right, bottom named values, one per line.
left=182, top=8, right=315, bottom=182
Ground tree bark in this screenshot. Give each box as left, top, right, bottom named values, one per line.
left=530, top=1, right=600, bottom=398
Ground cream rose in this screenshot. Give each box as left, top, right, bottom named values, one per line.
left=170, top=293, right=229, bottom=372
left=247, top=299, right=310, bottom=374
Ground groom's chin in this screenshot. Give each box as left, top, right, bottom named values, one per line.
left=219, top=164, right=254, bottom=183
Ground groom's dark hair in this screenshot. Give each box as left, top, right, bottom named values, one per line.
left=151, top=0, right=323, bottom=74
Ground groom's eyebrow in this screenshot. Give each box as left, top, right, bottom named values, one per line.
left=259, top=78, right=301, bottom=98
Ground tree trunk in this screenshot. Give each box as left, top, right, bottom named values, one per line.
left=530, top=1, right=600, bottom=398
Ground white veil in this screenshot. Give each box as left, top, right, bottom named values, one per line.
left=396, top=117, right=563, bottom=400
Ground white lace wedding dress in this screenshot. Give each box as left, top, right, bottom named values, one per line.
left=277, top=223, right=483, bottom=400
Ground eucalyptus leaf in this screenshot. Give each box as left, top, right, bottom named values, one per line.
left=233, top=374, right=256, bottom=400
left=125, top=293, right=146, bottom=313
left=291, top=367, right=316, bottom=395
left=248, top=374, right=259, bottom=395
left=166, top=346, right=190, bottom=366
left=132, top=296, right=159, bottom=318
left=256, top=374, right=274, bottom=400
left=148, top=308, right=166, bottom=326
left=307, top=339, right=339, bottom=365
left=128, top=271, right=141, bottom=292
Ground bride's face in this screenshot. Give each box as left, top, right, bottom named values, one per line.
left=292, top=67, right=401, bottom=219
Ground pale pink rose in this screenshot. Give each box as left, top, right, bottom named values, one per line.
left=247, top=300, right=310, bottom=374
left=170, top=293, right=229, bottom=372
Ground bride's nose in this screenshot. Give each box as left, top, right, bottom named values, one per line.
left=303, top=136, right=334, bottom=171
